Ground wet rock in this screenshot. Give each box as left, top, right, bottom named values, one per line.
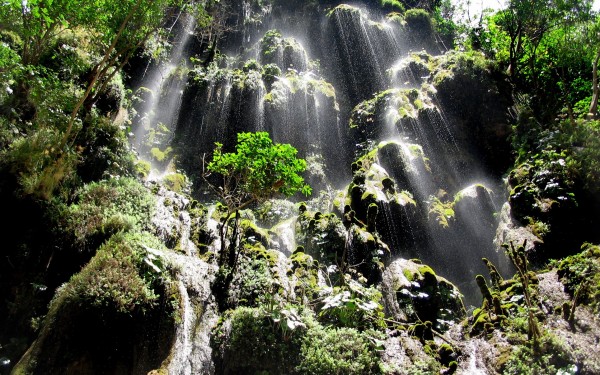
left=431, top=51, right=513, bottom=176
left=381, top=258, right=466, bottom=332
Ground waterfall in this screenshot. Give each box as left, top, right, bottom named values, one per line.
left=132, top=10, right=197, bottom=178
left=163, top=253, right=219, bottom=375
left=137, top=5, right=515, bottom=367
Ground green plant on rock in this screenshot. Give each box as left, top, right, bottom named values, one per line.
left=162, top=172, right=188, bottom=193
left=503, top=333, right=573, bottom=375
left=556, top=243, right=600, bottom=316
left=260, top=29, right=283, bottom=59
left=204, top=131, right=311, bottom=274
left=62, top=231, right=167, bottom=314
left=297, top=325, right=384, bottom=375
left=318, top=279, right=386, bottom=330
left=428, top=195, right=455, bottom=228
left=503, top=241, right=541, bottom=346
left=212, top=305, right=307, bottom=374
left=56, top=177, right=155, bottom=250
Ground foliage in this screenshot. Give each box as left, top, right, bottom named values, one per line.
left=213, top=304, right=383, bottom=375
left=2, top=125, right=80, bottom=199
left=260, top=29, right=283, bottom=60
left=56, top=177, right=155, bottom=250
left=207, top=131, right=311, bottom=213
left=162, top=173, right=188, bottom=193
left=0, top=0, right=189, bottom=203
left=319, top=279, right=386, bottom=330
left=404, top=9, right=434, bottom=36
left=212, top=305, right=306, bottom=374
left=297, top=325, right=383, bottom=374
left=556, top=243, right=600, bottom=313
left=61, top=231, right=166, bottom=314
left=428, top=196, right=455, bottom=228
left=380, top=0, right=405, bottom=12
left=74, top=112, right=136, bottom=182
left=232, top=253, right=278, bottom=307
left=503, top=333, right=573, bottom=375
left=475, top=0, right=596, bottom=119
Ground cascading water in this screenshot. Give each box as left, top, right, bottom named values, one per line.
left=132, top=10, right=196, bottom=178
left=137, top=0, right=514, bottom=331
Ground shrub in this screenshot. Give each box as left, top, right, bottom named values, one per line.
left=60, top=177, right=155, bottom=250
left=61, top=231, right=166, bottom=314
left=404, top=9, right=434, bottom=34
left=213, top=306, right=305, bottom=374
left=297, top=325, right=383, bottom=374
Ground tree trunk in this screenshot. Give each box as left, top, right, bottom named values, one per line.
left=60, top=0, right=141, bottom=150
left=589, top=49, right=600, bottom=119
left=227, top=211, right=241, bottom=270
left=219, top=211, right=234, bottom=265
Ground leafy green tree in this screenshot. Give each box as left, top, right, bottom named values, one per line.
left=205, top=131, right=311, bottom=267
left=0, top=0, right=204, bottom=199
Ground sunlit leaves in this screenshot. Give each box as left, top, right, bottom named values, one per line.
left=207, top=131, right=312, bottom=212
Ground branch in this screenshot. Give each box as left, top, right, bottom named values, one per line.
left=60, top=0, right=142, bottom=149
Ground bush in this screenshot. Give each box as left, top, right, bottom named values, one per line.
left=298, top=325, right=382, bottom=374
left=404, top=9, right=434, bottom=35
left=2, top=127, right=79, bottom=199
left=62, top=231, right=166, bottom=314
left=213, top=306, right=305, bottom=374
left=75, top=113, right=136, bottom=182
left=380, top=0, right=404, bottom=12
left=59, top=177, right=155, bottom=250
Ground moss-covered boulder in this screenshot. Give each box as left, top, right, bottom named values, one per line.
left=504, top=156, right=582, bottom=261
left=259, top=29, right=309, bottom=71
left=12, top=232, right=176, bottom=375
left=556, top=243, right=600, bottom=314
left=389, top=51, right=433, bottom=87
left=349, top=88, right=436, bottom=154
left=212, top=305, right=384, bottom=375
left=381, top=258, right=466, bottom=331
left=343, top=141, right=429, bottom=255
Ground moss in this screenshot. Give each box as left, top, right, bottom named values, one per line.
left=243, top=242, right=279, bottom=266
left=213, top=306, right=305, bottom=374
left=242, top=59, right=261, bottom=72
left=380, top=0, right=404, bottom=12
left=62, top=231, right=166, bottom=314
left=417, top=265, right=436, bottom=277
left=298, top=326, right=383, bottom=374
left=60, top=177, right=155, bottom=250
left=134, top=159, right=151, bottom=178
left=240, top=219, right=271, bottom=249
left=326, top=4, right=362, bottom=18
left=162, top=173, right=187, bottom=193
left=404, top=8, right=434, bottom=35
left=261, top=63, right=281, bottom=91
left=428, top=196, right=455, bottom=228
left=150, top=146, right=172, bottom=163
left=556, top=242, right=600, bottom=313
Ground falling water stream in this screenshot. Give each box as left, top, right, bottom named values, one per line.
left=132, top=10, right=197, bottom=178
left=136, top=3, right=513, bottom=357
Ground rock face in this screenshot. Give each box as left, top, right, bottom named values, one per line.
left=381, top=258, right=466, bottom=331
left=431, top=51, right=513, bottom=176
left=6, top=1, right=556, bottom=374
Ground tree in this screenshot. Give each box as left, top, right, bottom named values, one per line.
left=490, top=0, right=593, bottom=82
left=0, top=0, right=197, bottom=199
left=205, top=131, right=311, bottom=268
left=586, top=16, right=600, bottom=118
